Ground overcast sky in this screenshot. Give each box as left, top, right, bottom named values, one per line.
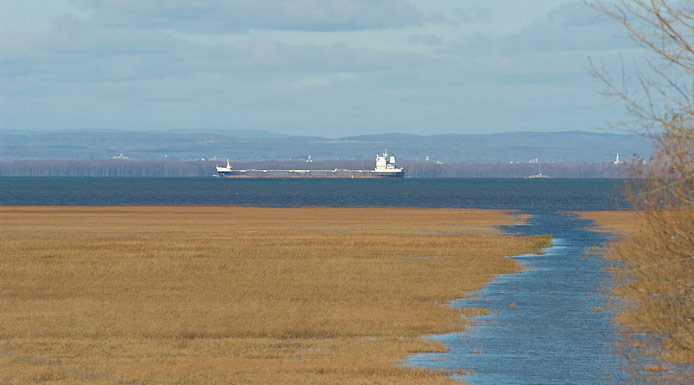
left=0, top=1, right=638, bottom=137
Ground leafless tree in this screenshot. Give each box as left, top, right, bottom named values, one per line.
left=589, top=1, right=693, bottom=383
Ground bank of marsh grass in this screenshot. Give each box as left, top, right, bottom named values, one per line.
left=1, top=206, right=548, bottom=384
left=580, top=211, right=694, bottom=382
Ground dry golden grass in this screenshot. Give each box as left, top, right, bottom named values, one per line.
left=579, top=210, right=694, bottom=382
left=0, top=206, right=548, bottom=384
left=578, top=211, right=642, bottom=235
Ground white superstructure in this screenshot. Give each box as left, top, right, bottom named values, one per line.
left=374, top=150, right=403, bottom=174
left=216, top=159, right=233, bottom=173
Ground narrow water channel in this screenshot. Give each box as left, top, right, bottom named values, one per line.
left=406, top=212, right=625, bottom=384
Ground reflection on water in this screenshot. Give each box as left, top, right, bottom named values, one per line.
left=405, top=212, right=626, bottom=384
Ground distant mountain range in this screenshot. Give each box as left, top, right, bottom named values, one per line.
left=0, top=130, right=652, bottom=164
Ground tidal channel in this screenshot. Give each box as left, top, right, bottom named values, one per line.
left=406, top=212, right=625, bottom=384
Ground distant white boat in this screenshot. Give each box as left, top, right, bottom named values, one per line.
left=527, top=165, right=550, bottom=178
left=527, top=172, right=550, bottom=179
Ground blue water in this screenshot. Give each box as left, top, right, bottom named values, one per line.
left=0, top=177, right=628, bottom=383
left=405, top=212, right=626, bottom=384
left=0, top=177, right=625, bottom=210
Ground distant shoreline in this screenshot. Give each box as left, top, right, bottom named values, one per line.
left=0, top=159, right=630, bottom=178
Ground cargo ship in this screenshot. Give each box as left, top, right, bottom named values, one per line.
left=216, top=151, right=404, bottom=178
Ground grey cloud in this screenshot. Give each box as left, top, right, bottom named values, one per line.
left=448, top=1, right=636, bottom=61
left=454, top=6, right=490, bottom=23
left=437, top=1, right=643, bottom=89
left=546, top=2, right=607, bottom=27
left=509, top=1, right=636, bottom=53
left=408, top=34, right=444, bottom=47
left=1, top=17, right=188, bottom=80
left=74, top=0, right=426, bottom=32
left=456, top=1, right=635, bottom=57
left=1, top=1, right=629, bottom=135
left=1, top=13, right=448, bottom=134
left=2, top=17, right=420, bottom=85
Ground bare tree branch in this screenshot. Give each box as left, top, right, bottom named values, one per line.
left=589, top=0, right=694, bottom=382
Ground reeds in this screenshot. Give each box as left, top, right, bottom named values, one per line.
left=581, top=210, right=694, bottom=383
left=0, top=206, right=548, bottom=384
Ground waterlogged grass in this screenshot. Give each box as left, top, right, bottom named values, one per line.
left=0, top=206, right=549, bottom=384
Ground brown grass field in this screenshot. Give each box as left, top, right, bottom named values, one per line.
left=580, top=211, right=694, bottom=381
left=0, top=206, right=549, bottom=384
left=578, top=211, right=642, bottom=236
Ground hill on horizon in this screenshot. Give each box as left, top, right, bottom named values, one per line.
left=0, top=130, right=651, bottom=164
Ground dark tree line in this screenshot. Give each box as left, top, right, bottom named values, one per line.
left=0, top=160, right=214, bottom=177
left=403, top=162, right=628, bottom=178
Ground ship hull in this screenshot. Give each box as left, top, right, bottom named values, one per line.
left=218, top=169, right=404, bottom=178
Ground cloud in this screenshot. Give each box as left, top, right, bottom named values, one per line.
left=440, top=1, right=641, bottom=85
left=454, top=6, right=490, bottom=23
left=546, top=1, right=607, bottom=27
left=451, top=1, right=635, bottom=56
left=408, top=34, right=444, bottom=47
left=268, top=72, right=360, bottom=91
left=1, top=1, right=634, bottom=135
left=73, top=0, right=426, bottom=32
left=514, top=1, right=635, bottom=52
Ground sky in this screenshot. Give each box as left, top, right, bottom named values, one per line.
left=0, top=1, right=639, bottom=137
